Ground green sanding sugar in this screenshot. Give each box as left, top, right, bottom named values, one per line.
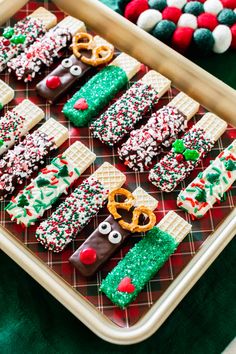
left=62, top=65, right=128, bottom=127
left=100, top=227, right=178, bottom=308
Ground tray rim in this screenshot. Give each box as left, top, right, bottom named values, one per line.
left=1, top=207, right=235, bottom=345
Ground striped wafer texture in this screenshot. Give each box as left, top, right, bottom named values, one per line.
left=0, top=79, right=14, bottom=107
left=140, top=70, right=171, bottom=97
left=168, top=92, right=200, bottom=121
left=63, top=141, right=96, bottom=173
left=92, top=162, right=126, bottom=192
left=57, top=16, right=86, bottom=36
left=93, top=35, right=114, bottom=50
left=132, top=187, right=158, bottom=210
left=38, top=118, right=68, bottom=147
left=28, top=6, right=57, bottom=30
left=13, top=99, right=45, bottom=130
left=195, top=112, right=227, bottom=142
left=110, top=53, right=141, bottom=80
left=158, top=211, right=192, bottom=243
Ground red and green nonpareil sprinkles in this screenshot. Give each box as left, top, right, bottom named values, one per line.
left=90, top=81, right=159, bottom=146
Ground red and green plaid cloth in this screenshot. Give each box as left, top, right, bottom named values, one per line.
left=0, top=0, right=235, bottom=329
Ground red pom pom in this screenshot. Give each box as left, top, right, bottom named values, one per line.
left=220, top=0, right=236, bottom=9
left=197, top=13, right=218, bottom=31
left=162, top=7, right=182, bottom=23
left=124, top=0, right=149, bottom=23
left=172, top=27, right=194, bottom=52
left=231, top=24, right=236, bottom=49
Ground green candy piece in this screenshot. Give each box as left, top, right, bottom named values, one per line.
left=36, top=177, right=50, bottom=188
left=206, top=172, right=220, bottom=184
left=57, top=164, right=69, bottom=177
left=225, top=159, right=236, bottom=171
left=195, top=189, right=206, bottom=203
left=0, top=103, right=3, bottom=110
left=3, top=27, right=14, bottom=39
left=11, top=34, right=26, bottom=44
left=0, top=139, right=4, bottom=147
left=183, top=149, right=199, bottom=161
left=17, top=194, right=29, bottom=208
left=173, top=139, right=185, bottom=154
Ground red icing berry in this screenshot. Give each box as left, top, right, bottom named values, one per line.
left=79, top=248, right=97, bottom=265
left=220, top=0, right=236, bottom=9
left=176, top=153, right=184, bottom=162
left=74, top=98, right=88, bottom=110
left=46, top=76, right=61, bottom=90
left=124, top=0, right=149, bottom=23
left=162, top=7, right=182, bottom=23
left=3, top=39, right=10, bottom=46
left=172, top=27, right=194, bottom=52
left=117, top=277, right=136, bottom=293
left=231, top=23, right=236, bottom=49
left=197, top=13, right=218, bottom=31
left=26, top=53, right=32, bottom=59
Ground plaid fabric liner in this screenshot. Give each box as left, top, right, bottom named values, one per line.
left=0, top=1, right=235, bottom=328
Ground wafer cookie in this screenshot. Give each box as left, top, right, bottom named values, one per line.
left=63, top=53, right=141, bottom=127
left=0, top=118, right=68, bottom=199
left=100, top=211, right=191, bottom=308
left=118, top=92, right=199, bottom=171
left=0, top=79, right=14, bottom=109
left=0, top=99, right=44, bottom=156
left=69, top=187, right=158, bottom=276
left=6, top=141, right=96, bottom=227
left=149, top=112, right=227, bottom=192
left=177, top=140, right=236, bottom=219
left=28, top=7, right=57, bottom=30
left=90, top=70, right=170, bottom=146
left=35, top=162, right=126, bottom=252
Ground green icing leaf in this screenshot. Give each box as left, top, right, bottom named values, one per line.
left=183, top=149, right=199, bottom=161
left=10, top=34, right=26, bottom=44
left=206, top=172, right=220, bottom=184
left=225, top=159, right=236, bottom=171
left=172, top=139, right=185, bottom=153
left=36, top=177, right=50, bottom=188
left=17, top=194, right=29, bottom=208
left=57, top=164, right=69, bottom=177
left=0, top=139, right=4, bottom=147
left=0, top=103, right=3, bottom=110
left=3, top=27, right=14, bottom=39
left=195, top=189, right=206, bottom=202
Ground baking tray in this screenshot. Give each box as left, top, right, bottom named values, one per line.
left=0, top=0, right=236, bottom=345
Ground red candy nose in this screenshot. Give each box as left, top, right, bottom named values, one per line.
left=79, top=248, right=97, bottom=265
left=74, top=98, right=88, bottom=110
left=46, top=76, right=61, bottom=89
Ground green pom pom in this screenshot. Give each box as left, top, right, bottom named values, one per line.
left=218, top=9, right=236, bottom=26
left=195, top=188, right=206, bottom=203
left=206, top=172, right=220, bottom=184
left=173, top=139, right=185, bottom=153
left=184, top=1, right=204, bottom=16
left=193, top=28, right=214, bottom=54
left=3, top=27, right=14, bottom=39
left=57, top=165, right=69, bottom=177
left=148, top=0, right=167, bottom=11
left=36, top=177, right=50, bottom=188
left=17, top=194, right=29, bottom=208
left=225, top=159, right=236, bottom=171
left=152, top=20, right=176, bottom=41
left=183, top=149, right=199, bottom=161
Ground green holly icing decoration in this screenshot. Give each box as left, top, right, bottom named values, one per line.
left=206, top=172, right=220, bottom=184
left=36, top=177, right=50, bottom=188
left=17, top=194, right=29, bottom=208
left=10, top=34, right=26, bottom=44
left=195, top=188, right=206, bottom=203
left=0, top=103, right=3, bottom=110
left=173, top=139, right=185, bottom=153
left=3, top=27, right=14, bottom=39
left=225, top=159, right=236, bottom=171
left=183, top=149, right=199, bottom=161
left=0, top=139, right=4, bottom=147
left=57, top=165, right=69, bottom=178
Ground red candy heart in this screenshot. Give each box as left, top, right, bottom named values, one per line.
left=46, top=76, right=61, bottom=90
left=74, top=98, right=88, bottom=110
left=117, top=277, right=136, bottom=293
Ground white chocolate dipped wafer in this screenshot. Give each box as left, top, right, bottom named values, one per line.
left=28, top=6, right=57, bottom=30
left=167, top=92, right=200, bottom=121
left=177, top=140, right=236, bottom=219
left=0, top=79, right=14, bottom=109
left=132, top=186, right=159, bottom=210
left=110, top=52, right=141, bottom=80
left=0, top=99, right=44, bottom=156
left=194, top=112, right=227, bottom=142
left=158, top=210, right=192, bottom=243
left=57, top=16, right=86, bottom=36
left=35, top=162, right=126, bottom=252
left=91, top=70, right=170, bottom=146
left=38, top=118, right=68, bottom=147
left=6, top=141, right=96, bottom=227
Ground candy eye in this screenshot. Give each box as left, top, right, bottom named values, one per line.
left=98, top=221, right=111, bottom=235
left=70, top=65, right=82, bottom=77
left=108, top=230, right=122, bottom=244
left=61, top=58, right=73, bottom=68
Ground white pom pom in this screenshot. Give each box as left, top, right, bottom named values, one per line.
left=212, top=25, right=232, bottom=53
left=177, top=13, right=198, bottom=29
left=137, top=9, right=162, bottom=32
left=167, top=0, right=187, bottom=9
left=203, top=0, right=223, bottom=15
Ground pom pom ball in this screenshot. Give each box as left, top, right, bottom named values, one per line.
left=197, top=13, right=218, bottom=30
left=212, top=24, right=232, bottom=52
left=124, top=0, right=149, bottom=23
left=220, top=0, right=236, bottom=9
left=184, top=1, right=204, bottom=16
left=217, top=8, right=236, bottom=26
left=231, top=23, right=236, bottom=48
left=178, top=13, right=198, bottom=28
left=171, top=26, right=194, bottom=51
left=152, top=19, right=176, bottom=40
left=162, top=6, right=182, bottom=22
left=167, top=0, right=187, bottom=9
left=148, top=0, right=167, bottom=11
left=137, top=9, right=162, bottom=31
left=193, top=28, right=215, bottom=53
left=203, top=0, right=223, bottom=15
